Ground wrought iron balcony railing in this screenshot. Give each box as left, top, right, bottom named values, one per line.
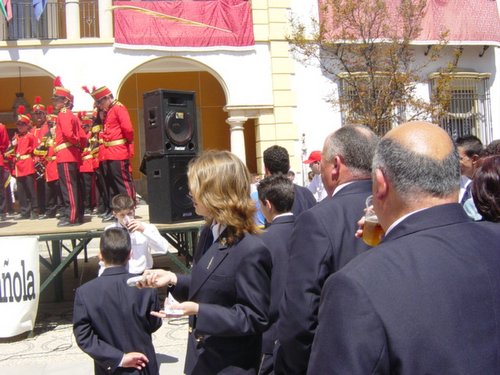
left=0, top=1, right=99, bottom=41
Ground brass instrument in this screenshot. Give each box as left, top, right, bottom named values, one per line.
left=33, top=124, right=54, bottom=180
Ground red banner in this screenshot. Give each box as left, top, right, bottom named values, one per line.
left=113, top=0, right=255, bottom=50
left=319, top=0, right=500, bottom=45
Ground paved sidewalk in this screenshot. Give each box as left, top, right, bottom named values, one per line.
left=0, top=238, right=189, bottom=375
left=0, top=303, right=188, bottom=375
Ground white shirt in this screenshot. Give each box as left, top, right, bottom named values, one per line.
left=459, top=175, right=471, bottom=203
left=384, top=208, right=427, bottom=236
left=332, top=181, right=356, bottom=197
left=99, top=222, right=170, bottom=275
left=307, top=174, right=328, bottom=202
left=211, top=222, right=227, bottom=244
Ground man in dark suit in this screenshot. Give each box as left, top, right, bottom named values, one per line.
left=73, top=228, right=162, bottom=375
left=308, top=121, right=500, bottom=374
left=263, top=145, right=316, bottom=218
left=275, top=125, right=379, bottom=375
left=257, top=174, right=296, bottom=375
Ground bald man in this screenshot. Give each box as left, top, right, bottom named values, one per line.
left=307, top=122, right=500, bottom=375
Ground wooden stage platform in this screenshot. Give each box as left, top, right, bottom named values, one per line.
left=0, top=204, right=204, bottom=301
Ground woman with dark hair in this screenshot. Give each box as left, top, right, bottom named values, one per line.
left=139, top=150, right=272, bottom=375
left=472, top=155, right=500, bottom=222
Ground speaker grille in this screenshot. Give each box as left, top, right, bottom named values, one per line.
left=165, top=110, right=193, bottom=146
left=143, top=89, right=198, bottom=155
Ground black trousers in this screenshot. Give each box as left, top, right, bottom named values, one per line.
left=103, top=159, right=136, bottom=207
left=36, top=175, right=46, bottom=214
left=94, top=163, right=109, bottom=214
left=45, top=180, right=63, bottom=217
left=57, top=162, right=83, bottom=223
left=17, top=173, right=38, bottom=216
left=0, top=166, right=6, bottom=214
left=80, top=172, right=95, bottom=211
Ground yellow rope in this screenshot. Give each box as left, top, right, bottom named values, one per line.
left=110, top=5, right=233, bottom=34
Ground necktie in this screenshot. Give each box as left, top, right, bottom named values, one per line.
left=461, top=182, right=472, bottom=205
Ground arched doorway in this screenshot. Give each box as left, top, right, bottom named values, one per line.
left=118, top=57, right=257, bottom=195
left=0, top=62, right=54, bottom=130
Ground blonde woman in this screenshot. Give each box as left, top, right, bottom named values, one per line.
left=140, top=150, right=272, bottom=375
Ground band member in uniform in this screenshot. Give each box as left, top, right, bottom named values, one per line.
left=12, top=106, right=38, bottom=220
left=31, top=96, right=48, bottom=215
left=78, top=111, right=96, bottom=215
left=91, top=107, right=109, bottom=217
left=83, top=85, right=135, bottom=222
left=0, top=122, right=10, bottom=221
left=37, top=106, right=62, bottom=219
left=52, top=76, right=83, bottom=227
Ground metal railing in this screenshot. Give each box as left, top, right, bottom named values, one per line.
left=338, top=76, right=399, bottom=136
left=430, top=75, right=492, bottom=143
left=0, top=1, right=99, bottom=41
left=80, top=0, right=99, bottom=38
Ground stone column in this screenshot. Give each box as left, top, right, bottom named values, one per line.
left=99, top=0, right=113, bottom=38
left=226, top=116, right=248, bottom=165
left=66, top=0, right=80, bottom=40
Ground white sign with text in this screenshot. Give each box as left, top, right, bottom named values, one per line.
left=0, top=236, right=39, bottom=337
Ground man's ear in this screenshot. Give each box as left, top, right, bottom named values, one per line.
left=373, top=168, right=388, bottom=200
left=98, top=250, right=103, bottom=262
left=264, top=199, right=273, bottom=213
left=260, top=199, right=272, bottom=213
left=331, top=155, right=342, bottom=181
left=471, top=154, right=481, bottom=169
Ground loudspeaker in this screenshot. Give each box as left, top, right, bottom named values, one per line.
left=146, top=154, right=200, bottom=223
left=143, top=89, right=198, bottom=155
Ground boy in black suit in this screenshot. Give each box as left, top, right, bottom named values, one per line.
left=73, top=227, right=162, bottom=375
left=257, top=174, right=295, bottom=375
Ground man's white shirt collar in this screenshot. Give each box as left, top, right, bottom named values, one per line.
left=385, top=207, right=428, bottom=236
left=332, top=181, right=356, bottom=197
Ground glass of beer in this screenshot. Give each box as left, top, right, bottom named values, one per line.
left=362, top=195, right=384, bottom=247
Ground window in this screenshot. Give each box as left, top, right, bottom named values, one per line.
left=80, top=0, right=99, bottom=38
left=0, top=1, right=100, bottom=41
left=338, top=72, right=405, bottom=136
left=0, top=0, right=66, bottom=40
left=429, top=72, right=492, bottom=143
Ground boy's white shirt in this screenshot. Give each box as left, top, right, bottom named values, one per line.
left=98, top=221, right=170, bottom=276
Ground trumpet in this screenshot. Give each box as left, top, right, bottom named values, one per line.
left=33, top=124, right=53, bottom=157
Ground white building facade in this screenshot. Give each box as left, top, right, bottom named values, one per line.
left=0, top=0, right=498, bottom=188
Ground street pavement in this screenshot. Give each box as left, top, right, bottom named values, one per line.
left=0, top=238, right=189, bottom=375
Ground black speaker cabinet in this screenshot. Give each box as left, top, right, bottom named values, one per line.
left=143, top=89, right=198, bottom=155
left=146, top=154, right=200, bottom=223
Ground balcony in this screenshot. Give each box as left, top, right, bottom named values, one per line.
left=0, top=1, right=99, bottom=41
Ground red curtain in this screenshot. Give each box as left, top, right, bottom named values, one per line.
left=113, top=0, right=255, bottom=49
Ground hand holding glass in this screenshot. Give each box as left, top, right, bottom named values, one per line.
left=362, top=195, right=384, bottom=247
